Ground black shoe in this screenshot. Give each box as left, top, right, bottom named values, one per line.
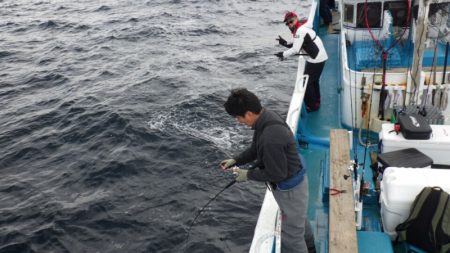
left=306, top=106, right=319, bottom=113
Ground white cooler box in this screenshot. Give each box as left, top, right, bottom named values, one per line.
left=380, top=123, right=450, bottom=165
left=380, top=167, right=450, bottom=239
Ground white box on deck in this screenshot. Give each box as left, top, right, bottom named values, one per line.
left=380, top=167, right=450, bottom=240
left=380, top=123, right=450, bottom=165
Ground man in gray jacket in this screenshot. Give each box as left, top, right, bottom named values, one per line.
left=221, top=88, right=316, bottom=253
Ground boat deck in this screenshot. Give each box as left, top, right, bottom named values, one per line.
left=297, top=27, right=385, bottom=253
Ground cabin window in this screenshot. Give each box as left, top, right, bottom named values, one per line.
left=384, top=1, right=409, bottom=27
left=344, top=4, right=354, bottom=23
left=356, top=2, right=382, bottom=28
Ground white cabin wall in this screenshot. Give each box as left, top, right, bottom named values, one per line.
left=340, top=0, right=411, bottom=43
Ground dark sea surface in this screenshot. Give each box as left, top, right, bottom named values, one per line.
left=0, top=1, right=300, bottom=252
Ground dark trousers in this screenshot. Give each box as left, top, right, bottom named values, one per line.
left=304, top=61, right=326, bottom=111
left=328, top=0, right=336, bottom=10
left=319, top=0, right=332, bottom=25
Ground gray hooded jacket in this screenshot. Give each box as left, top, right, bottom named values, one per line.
left=234, top=109, right=302, bottom=183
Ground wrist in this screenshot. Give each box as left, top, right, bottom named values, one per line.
left=246, top=169, right=252, bottom=180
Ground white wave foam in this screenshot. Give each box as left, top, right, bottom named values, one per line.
left=147, top=111, right=248, bottom=156
left=147, top=113, right=170, bottom=131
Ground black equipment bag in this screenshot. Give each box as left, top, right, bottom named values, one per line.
left=397, top=113, right=432, bottom=140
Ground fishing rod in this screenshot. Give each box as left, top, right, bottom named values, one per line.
left=272, top=53, right=308, bottom=57
left=184, top=179, right=236, bottom=251
left=295, top=53, right=308, bottom=56
left=347, top=41, right=359, bottom=181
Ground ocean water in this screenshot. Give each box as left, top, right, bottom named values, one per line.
left=0, top=0, right=301, bottom=252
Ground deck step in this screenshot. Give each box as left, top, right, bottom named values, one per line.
left=329, top=129, right=357, bottom=253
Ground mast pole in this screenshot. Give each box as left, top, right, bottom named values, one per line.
left=409, top=0, right=430, bottom=105
left=443, top=42, right=449, bottom=85
left=378, top=52, right=388, bottom=120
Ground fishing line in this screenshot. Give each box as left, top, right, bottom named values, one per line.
left=184, top=179, right=236, bottom=251
left=361, top=67, right=378, bottom=197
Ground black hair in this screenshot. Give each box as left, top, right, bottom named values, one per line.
left=224, top=88, right=262, bottom=117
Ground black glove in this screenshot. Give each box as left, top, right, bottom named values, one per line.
left=276, top=35, right=293, bottom=48
left=275, top=52, right=284, bottom=61
left=276, top=35, right=288, bottom=47
left=275, top=35, right=287, bottom=47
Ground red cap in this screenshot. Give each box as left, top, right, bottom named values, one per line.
left=283, top=11, right=298, bottom=22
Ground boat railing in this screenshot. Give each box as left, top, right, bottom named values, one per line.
left=340, top=28, right=450, bottom=128
left=286, top=60, right=309, bottom=133
left=249, top=1, right=318, bottom=252
left=341, top=29, right=450, bottom=93
left=340, top=30, right=409, bottom=89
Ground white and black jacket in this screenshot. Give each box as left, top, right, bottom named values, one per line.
left=282, top=25, right=328, bottom=63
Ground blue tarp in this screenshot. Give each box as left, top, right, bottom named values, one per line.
left=347, top=38, right=449, bottom=71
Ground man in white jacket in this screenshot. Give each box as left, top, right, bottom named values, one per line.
left=275, top=12, right=328, bottom=112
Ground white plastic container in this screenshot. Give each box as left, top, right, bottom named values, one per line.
left=380, top=167, right=450, bottom=239
left=380, top=123, right=450, bottom=165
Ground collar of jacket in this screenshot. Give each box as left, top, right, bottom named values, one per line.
left=292, top=20, right=307, bottom=36
left=252, top=108, right=267, bottom=131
